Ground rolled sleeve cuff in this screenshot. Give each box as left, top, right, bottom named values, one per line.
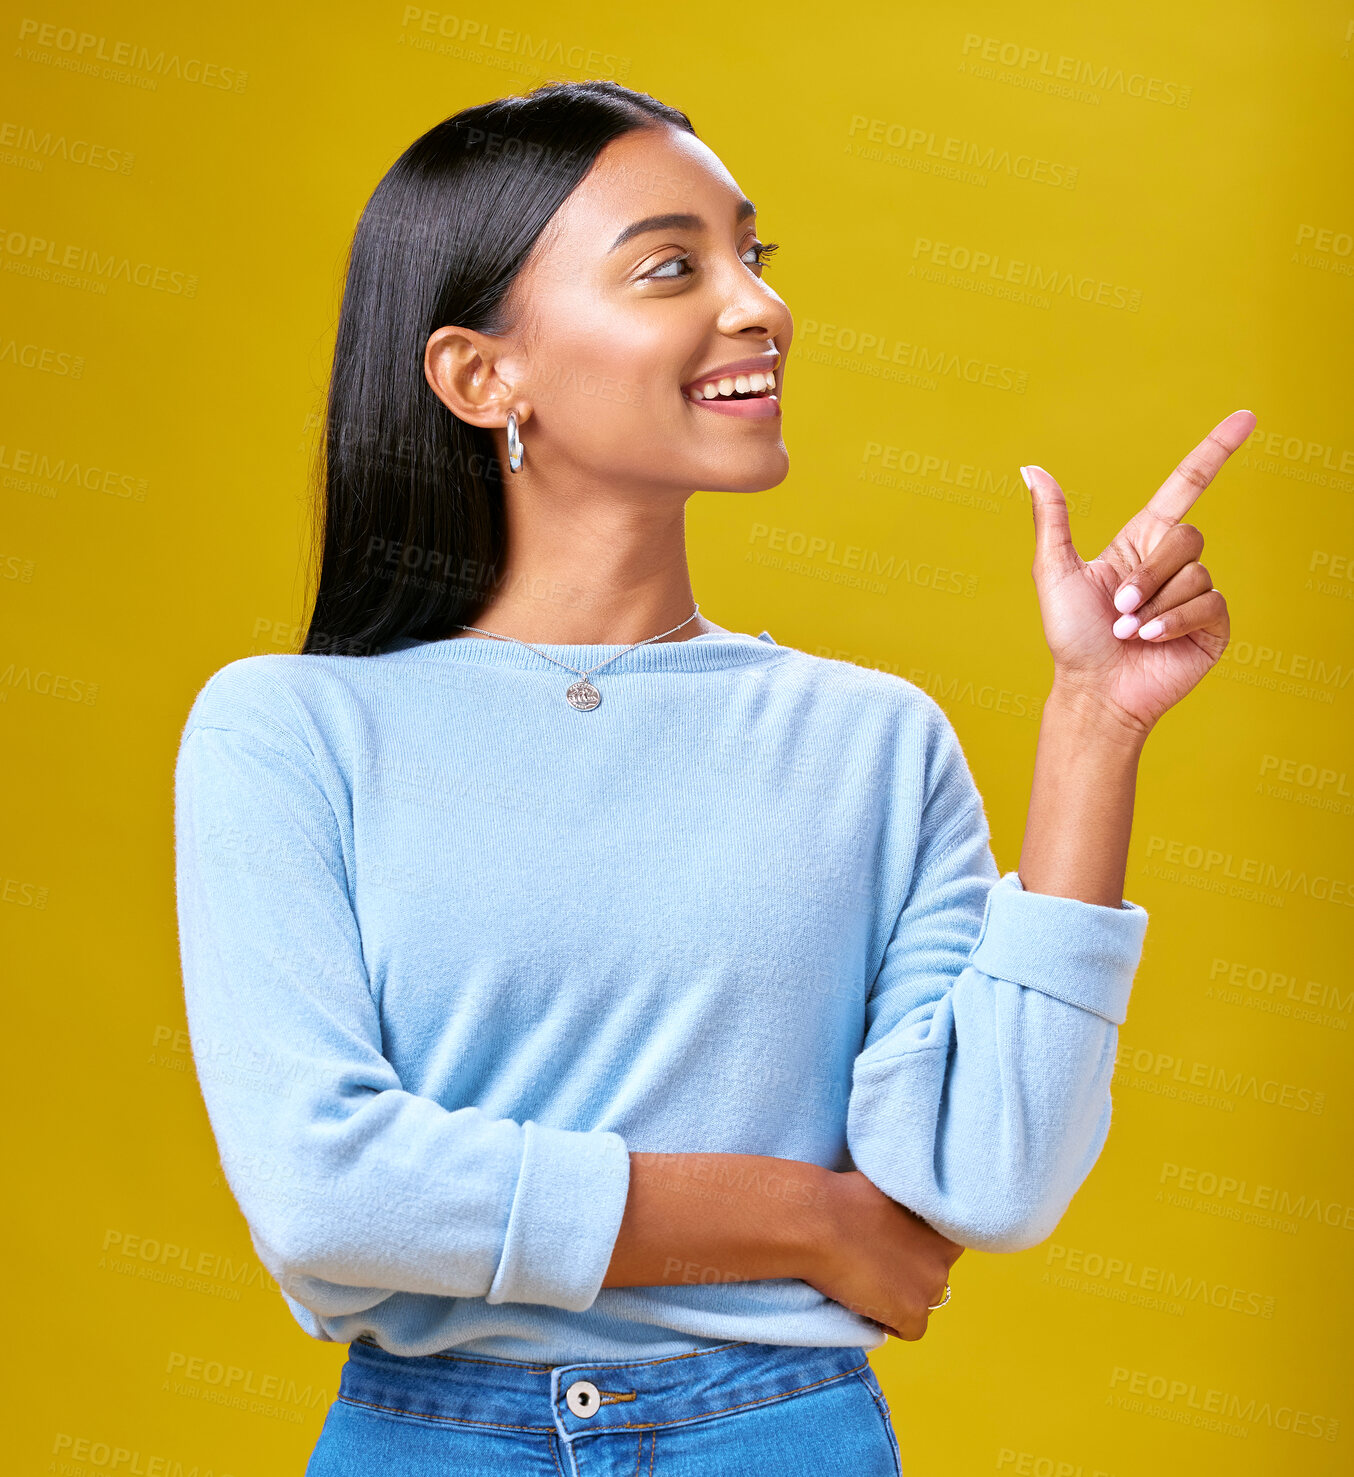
left=967, top=871, right=1149, bottom=1026
left=486, top=1121, right=631, bottom=1312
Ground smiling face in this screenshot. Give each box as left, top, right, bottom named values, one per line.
left=432, top=123, right=795, bottom=498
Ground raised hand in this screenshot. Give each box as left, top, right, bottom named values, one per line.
left=1020, top=409, right=1255, bottom=739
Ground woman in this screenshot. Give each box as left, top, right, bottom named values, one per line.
left=174, top=78, right=1251, bottom=1475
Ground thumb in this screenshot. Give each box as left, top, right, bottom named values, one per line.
left=1020, top=464, right=1079, bottom=575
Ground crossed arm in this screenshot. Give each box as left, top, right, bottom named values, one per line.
left=603, top=687, right=1148, bottom=1337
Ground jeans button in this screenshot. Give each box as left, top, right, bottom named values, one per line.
left=565, top=1379, right=601, bottom=1418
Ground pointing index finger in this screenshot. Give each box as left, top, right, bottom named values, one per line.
left=1146, top=409, right=1257, bottom=525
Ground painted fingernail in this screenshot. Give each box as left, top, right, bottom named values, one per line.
left=1138, top=618, right=1165, bottom=639
left=1114, top=585, right=1142, bottom=614
left=1113, top=613, right=1140, bottom=638
left=1019, top=466, right=1033, bottom=490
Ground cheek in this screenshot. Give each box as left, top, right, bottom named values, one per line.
left=533, top=328, right=677, bottom=425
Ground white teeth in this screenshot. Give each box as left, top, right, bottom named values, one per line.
left=688, top=367, right=777, bottom=400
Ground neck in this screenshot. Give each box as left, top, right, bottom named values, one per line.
left=455, top=482, right=720, bottom=644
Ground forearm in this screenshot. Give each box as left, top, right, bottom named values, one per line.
left=1019, top=680, right=1148, bottom=906
left=602, top=1152, right=831, bottom=1289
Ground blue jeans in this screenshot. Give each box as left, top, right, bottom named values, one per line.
left=306, top=1336, right=903, bottom=1475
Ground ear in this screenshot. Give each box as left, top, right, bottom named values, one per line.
left=424, top=325, right=529, bottom=429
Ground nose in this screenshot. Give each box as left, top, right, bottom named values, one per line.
left=715, top=265, right=793, bottom=352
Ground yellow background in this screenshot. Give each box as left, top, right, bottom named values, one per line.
left=5, top=3, right=1351, bottom=1473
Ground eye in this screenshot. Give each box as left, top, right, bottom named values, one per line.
left=742, top=239, right=780, bottom=271
left=642, top=252, right=694, bottom=281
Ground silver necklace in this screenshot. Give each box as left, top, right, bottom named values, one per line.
left=451, top=604, right=702, bottom=710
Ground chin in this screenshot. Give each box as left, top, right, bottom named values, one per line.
left=705, top=448, right=791, bottom=494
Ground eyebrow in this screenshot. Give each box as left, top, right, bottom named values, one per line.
left=608, top=199, right=756, bottom=252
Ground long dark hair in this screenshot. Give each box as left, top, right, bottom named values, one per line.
left=300, top=80, right=696, bottom=657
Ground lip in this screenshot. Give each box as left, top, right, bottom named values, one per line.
left=689, top=394, right=781, bottom=419
left=682, top=353, right=782, bottom=419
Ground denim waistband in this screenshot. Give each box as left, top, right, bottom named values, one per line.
left=340, top=1336, right=875, bottom=1443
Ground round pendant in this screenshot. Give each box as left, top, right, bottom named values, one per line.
left=566, top=679, right=601, bottom=711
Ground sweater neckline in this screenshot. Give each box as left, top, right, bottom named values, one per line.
left=382, top=628, right=784, bottom=674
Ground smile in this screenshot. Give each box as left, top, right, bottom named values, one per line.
left=682, top=358, right=782, bottom=420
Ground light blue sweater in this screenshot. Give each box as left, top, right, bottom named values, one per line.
left=173, top=628, right=1149, bottom=1362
